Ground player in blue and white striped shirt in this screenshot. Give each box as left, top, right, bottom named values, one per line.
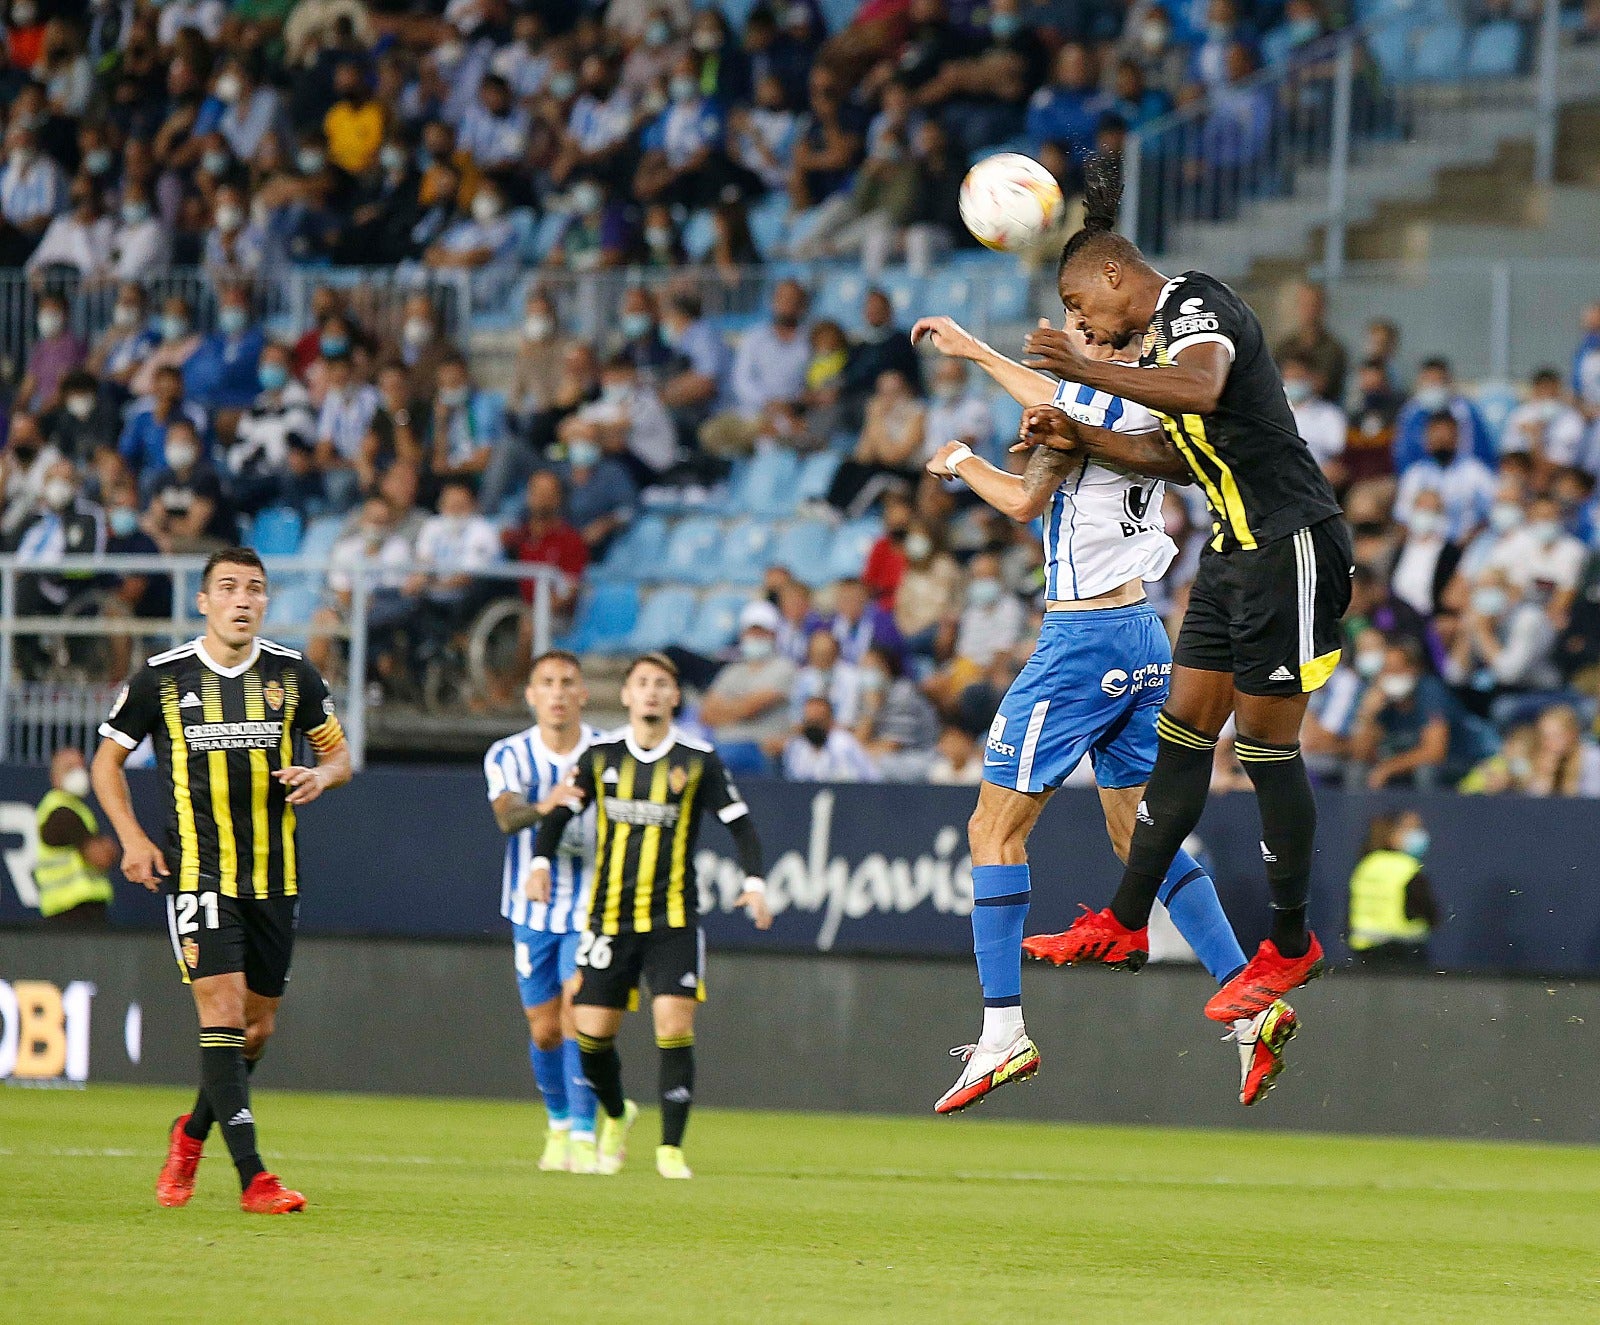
left=484, top=650, right=603, bottom=1173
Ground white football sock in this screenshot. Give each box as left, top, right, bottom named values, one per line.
left=979, top=1005, right=1025, bottom=1049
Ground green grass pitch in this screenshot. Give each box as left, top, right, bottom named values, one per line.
left=4, top=1084, right=1598, bottom=1323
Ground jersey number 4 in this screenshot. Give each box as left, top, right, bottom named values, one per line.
left=574, top=932, right=613, bottom=970
left=174, top=893, right=220, bottom=934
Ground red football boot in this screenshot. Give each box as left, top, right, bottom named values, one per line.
left=1023, top=906, right=1149, bottom=971
left=155, top=1114, right=204, bottom=1208
left=1232, top=1000, right=1299, bottom=1106
left=1204, top=934, right=1326, bottom=1022
left=240, top=1172, right=307, bottom=1214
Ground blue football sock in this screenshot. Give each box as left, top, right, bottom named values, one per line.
left=529, top=1042, right=569, bottom=1125
left=563, top=1037, right=597, bottom=1137
left=970, top=863, right=1031, bottom=1006
left=1158, top=848, right=1247, bottom=986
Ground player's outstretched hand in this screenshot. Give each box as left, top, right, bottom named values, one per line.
left=925, top=440, right=969, bottom=478
left=737, top=882, right=773, bottom=931
left=121, top=835, right=169, bottom=892
left=1013, top=403, right=1081, bottom=455
left=538, top=783, right=586, bottom=815
left=524, top=865, right=552, bottom=903
left=273, top=764, right=328, bottom=806
left=910, top=315, right=984, bottom=361
left=1023, top=319, right=1090, bottom=378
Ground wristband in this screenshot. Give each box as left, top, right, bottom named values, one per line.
left=944, top=443, right=975, bottom=477
left=530, top=856, right=552, bottom=875
left=741, top=876, right=767, bottom=895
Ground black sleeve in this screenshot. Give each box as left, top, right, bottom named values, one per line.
left=1405, top=871, right=1440, bottom=926
left=1159, top=275, right=1244, bottom=367
left=701, top=750, right=764, bottom=878
left=98, top=665, right=161, bottom=749
left=292, top=659, right=346, bottom=756
left=531, top=754, right=597, bottom=860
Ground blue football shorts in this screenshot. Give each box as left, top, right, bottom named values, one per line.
left=512, top=924, right=582, bottom=1009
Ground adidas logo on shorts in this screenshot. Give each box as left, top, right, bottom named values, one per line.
left=1268, top=666, right=1295, bottom=683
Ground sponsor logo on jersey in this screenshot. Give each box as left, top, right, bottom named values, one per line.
left=181, top=719, right=284, bottom=751
left=602, top=797, right=682, bottom=828
left=322, top=695, right=336, bottom=716
left=263, top=679, right=284, bottom=711
left=986, top=714, right=1016, bottom=758
left=1170, top=297, right=1220, bottom=338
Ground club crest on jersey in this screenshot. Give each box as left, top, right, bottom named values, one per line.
left=263, top=679, right=284, bottom=711
left=669, top=765, right=689, bottom=796
left=182, top=937, right=199, bottom=969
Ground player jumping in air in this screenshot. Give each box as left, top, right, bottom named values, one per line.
left=1013, top=155, right=1353, bottom=1023
left=92, top=547, right=351, bottom=1213
left=527, top=653, right=772, bottom=1180
left=912, top=315, right=1297, bottom=1114
left=484, top=650, right=603, bottom=1174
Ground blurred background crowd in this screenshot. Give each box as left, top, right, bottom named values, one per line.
left=2, top=0, right=1598, bottom=794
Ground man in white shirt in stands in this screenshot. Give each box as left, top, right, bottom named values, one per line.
left=1502, top=367, right=1590, bottom=483
left=782, top=696, right=880, bottom=782
left=1281, top=354, right=1347, bottom=481
left=1394, top=411, right=1496, bottom=543
left=919, top=359, right=992, bottom=467
left=558, top=355, right=677, bottom=486
left=25, top=179, right=113, bottom=278
left=699, top=279, right=811, bottom=459
left=1488, top=491, right=1586, bottom=625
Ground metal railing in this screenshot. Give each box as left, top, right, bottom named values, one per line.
left=0, top=554, right=564, bottom=769
left=1125, top=0, right=1570, bottom=275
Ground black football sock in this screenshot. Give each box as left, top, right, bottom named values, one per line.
left=186, top=1053, right=258, bottom=1141
left=657, top=1035, right=695, bottom=1148
left=1111, top=713, right=1217, bottom=930
left=198, top=1027, right=264, bottom=1188
left=576, top=1032, right=626, bottom=1120
left=1235, top=736, right=1316, bottom=959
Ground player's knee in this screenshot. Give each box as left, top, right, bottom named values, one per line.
left=526, top=1007, right=562, bottom=1051
left=968, top=807, right=1027, bottom=866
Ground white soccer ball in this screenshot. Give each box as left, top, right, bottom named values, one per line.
left=958, top=152, right=1065, bottom=254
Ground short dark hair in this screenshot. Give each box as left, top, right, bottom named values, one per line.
left=201, top=546, right=266, bottom=589
left=626, top=651, right=679, bottom=683
left=1420, top=356, right=1451, bottom=375
left=530, top=648, right=582, bottom=677
left=1424, top=409, right=1458, bottom=431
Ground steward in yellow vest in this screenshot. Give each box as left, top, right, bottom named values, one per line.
left=35, top=750, right=116, bottom=925
left=1347, top=811, right=1438, bottom=966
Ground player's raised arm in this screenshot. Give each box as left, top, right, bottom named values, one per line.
left=927, top=438, right=1081, bottom=522
left=1014, top=404, right=1192, bottom=485
left=911, top=314, right=1058, bottom=409
left=1022, top=331, right=1230, bottom=417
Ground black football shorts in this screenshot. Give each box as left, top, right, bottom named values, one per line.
left=572, top=927, right=706, bottom=1010
left=165, top=891, right=298, bottom=997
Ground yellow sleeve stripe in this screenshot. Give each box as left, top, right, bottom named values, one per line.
left=306, top=715, right=345, bottom=752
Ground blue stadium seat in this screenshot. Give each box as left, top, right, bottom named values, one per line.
left=1412, top=22, right=1466, bottom=79
left=1466, top=21, right=1524, bottom=76
left=659, top=516, right=725, bottom=586
left=921, top=269, right=979, bottom=322
left=877, top=269, right=922, bottom=326
left=627, top=585, right=700, bottom=651
left=990, top=393, right=1024, bottom=454
left=682, top=209, right=717, bottom=262
left=263, top=582, right=320, bottom=648
left=300, top=514, right=345, bottom=565
left=717, top=521, right=778, bottom=585
left=592, top=513, right=669, bottom=583
left=812, top=270, right=870, bottom=330
left=826, top=516, right=883, bottom=581
left=560, top=582, right=640, bottom=654
left=985, top=273, right=1031, bottom=324
left=250, top=506, right=303, bottom=557
left=739, top=447, right=802, bottom=518
left=749, top=194, right=791, bottom=258
left=772, top=520, right=835, bottom=588
left=1366, top=24, right=1415, bottom=78
left=680, top=588, right=749, bottom=655
left=794, top=450, right=842, bottom=504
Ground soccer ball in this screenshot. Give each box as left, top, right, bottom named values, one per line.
left=958, top=153, right=1065, bottom=253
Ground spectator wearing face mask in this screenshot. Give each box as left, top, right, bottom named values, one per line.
left=558, top=355, right=678, bottom=488
left=428, top=354, right=502, bottom=490
left=657, top=286, right=732, bottom=446
left=203, top=183, right=275, bottom=277
left=1353, top=638, right=1463, bottom=789
left=144, top=418, right=238, bottom=552
left=19, top=292, right=85, bottom=415
left=314, top=324, right=379, bottom=509
left=89, top=284, right=160, bottom=400
left=791, top=626, right=864, bottom=726
left=0, top=124, right=66, bottom=267
left=1502, top=367, right=1592, bottom=487
left=783, top=695, right=880, bottom=782
left=1393, top=358, right=1495, bottom=472
left=1446, top=566, right=1559, bottom=717
left=926, top=552, right=1025, bottom=707
left=1303, top=624, right=1385, bottom=782
left=700, top=279, right=811, bottom=459
left=118, top=364, right=211, bottom=480
left=1345, top=810, right=1439, bottom=967
left=1281, top=352, right=1347, bottom=483
left=699, top=599, right=798, bottom=772
left=41, top=368, right=117, bottom=467
left=826, top=369, right=926, bottom=517
left=1343, top=356, right=1405, bottom=482
left=891, top=517, right=962, bottom=656
left=425, top=180, right=518, bottom=272
left=612, top=286, right=675, bottom=377
left=99, top=474, right=172, bottom=675
left=919, top=359, right=991, bottom=467
left=1, top=411, right=62, bottom=539
left=183, top=284, right=265, bottom=414
left=128, top=296, right=203, bottom=399
left=109, top=183, right=170, bottom=280
left=853, top=642, right=940, bottom=781
left=557, top=433, right=638, bottom=556
left=1486, top=493, right=1586, bottom=625
left=501, top=469, right=588, bottom=629
left=1394, top=411, right=1496, bottom=543
left=788, top=123, right=918, bottom=268
left=1390, top=488, right=1462, bottom=618
left=228, top=343, right=317, bottom=513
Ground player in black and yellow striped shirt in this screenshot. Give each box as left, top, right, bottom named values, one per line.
left=92, top=547, right=351, bottom=1215
left=529, top=653, right=770, bottom=1179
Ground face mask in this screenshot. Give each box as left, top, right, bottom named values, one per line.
left=621, top=311, right=652, bottom=340
left=109, top=506, right=139, bottom=537
left=321, top=335, right=349, bottom=358
left=439, top=385, right=469, bottom=408
left=84, top=147, right=112, bottom=175
left=1284, top=378, right=1312, bottom=404
left=967, top=578, right=1002, bottom=607
left=113, top=302, right=140, bottom=328
left=1407, top=509, right=1445, bottom=539
left=1139, top=20, right=1169, bottom=51
left=1378, top=673, right=1416, bottom=701
left=202, top=150, right=229, bottom=176
left=218, top=201, right=247, bottom=233
left=215, top=72, right=242, bottom=103
left=37, top=309, right=64, bottom=338
left=692, top=27, right=719, bottom=51
left=296, top=147, right=325, bottom=174
left=380, top=144, right=407, bottom=173
left=65, top=393, right=95, bottom=420
left=600, top=382, right=630, bottom=404
left=1286, top=17, right=1321, bottom=42
left=165, top=442, right=199, bottom=471
left=403, top=318, right=433, bottom=347
left=259, top=362, right=289, bottom=392
left=161, top=314, right=188, bottom=343
left=61, top=766, right=92, bottom=798
left=472, top=194, right=501, bottom=223
left=1471, top=586, right=1508, bottom=616
left=1529, top=519, right=1561, bottom=546
left=990, top=12, right=1020, bottom=38
left=1398, top=826, right=1430, bottom=859
left=1414, top=385, right=1449, bottom=411
left=859, top=669, right=886, bottom=694
left=1355, top=649, right=1384, bottom=680
left=572, top=183, right=602, bottom=214
left=524, top=313, right=553, bottom=341
left=904, top=532, right=931, bottom=561
left=646, top=19, right=670, bottom=46
left=646, top=224, right=673, bottom=249
left=1490, top=501, right=1521, bottom=533
left=567, top=438, right=600, bottom=468
left=740, top=634, right=775, bottom=661
left=121, top=201, right=150, bottom=226
left=669, top=74, right=697, bottom=102
left=1508, top=754, right=1533, bottom=780
left=800, top=722, right=830, bottom=748
left=43, top=476, right=75, bottom=509
left=548, top=71, right=577, bottom=99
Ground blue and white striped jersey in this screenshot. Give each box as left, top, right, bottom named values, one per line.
left=1042, top=379, right=1179, bottom=601
left=484, top=723, right=601, bottom=932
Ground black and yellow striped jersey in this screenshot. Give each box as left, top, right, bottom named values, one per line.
left=1141, top=271, right=1342, bottom=554
left=98, top=637, right=344, bottom=898
left=566, top=728, right=748, bottom=936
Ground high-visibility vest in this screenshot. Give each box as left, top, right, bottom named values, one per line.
left=33, top=790, right=114, bottom=918
left=1347, top=849, right=1429, bottom=951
